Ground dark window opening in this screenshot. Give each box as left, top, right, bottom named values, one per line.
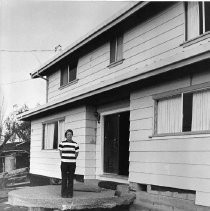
left=204, top=2, right=210, bottom=32
left=42, top=124, right=46, bottom=149
left=53, top=122, right=58, bottom=149
left=69, top=67, right=77, bottom=82
left=60, top=62, right=77, bottom=86
left=182, top=93, right=193, bottom=132
left=199, top=2, right=203, bottom=35
left=60, top=65, right=68, bottom=86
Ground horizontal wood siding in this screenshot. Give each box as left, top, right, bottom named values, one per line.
left=129, top=70, right=210, bottom=206
left=84, top=106, right=97, bottom=179
left=47, top=2, right=185, bottom=102
left=30, top=106, right=94, bottom=179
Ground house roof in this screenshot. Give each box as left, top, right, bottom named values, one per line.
left=1, top=142, right=30, bottom=154
left=30, top=1, right=148, bottom=78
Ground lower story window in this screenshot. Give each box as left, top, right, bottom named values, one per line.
left=155, top=89, right=210, bottom=135
left=43, top=119, right=65, bottom=149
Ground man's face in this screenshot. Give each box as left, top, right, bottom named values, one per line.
left=66, top=131, right=73, bottom=140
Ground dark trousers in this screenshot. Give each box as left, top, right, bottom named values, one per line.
left=61, top=162, right=76, bottom=197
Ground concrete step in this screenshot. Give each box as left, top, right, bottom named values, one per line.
left=6, top=181, right=30, bottom=188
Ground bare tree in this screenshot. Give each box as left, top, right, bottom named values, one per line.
left=0, top=96, right=5, bottom=141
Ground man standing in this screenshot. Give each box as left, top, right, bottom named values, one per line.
left=58, top=129, right=79, bottom=198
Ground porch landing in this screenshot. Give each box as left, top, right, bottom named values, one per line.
left=8, top=183, right=135, bottom=210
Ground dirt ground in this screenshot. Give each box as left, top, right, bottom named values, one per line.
left=0, top=198, right=28, bottom=211
left=0, top=188, right=28, bottom=211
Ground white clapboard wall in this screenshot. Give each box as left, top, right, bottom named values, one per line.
left=129, top=70, right=210, bottom=207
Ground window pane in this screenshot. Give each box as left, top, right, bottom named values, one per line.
left=157, top=95, right=182, bottom=134
left=187, top=2, right=200, bottom=39
left=199, top=2, right=203, bottom=34
left=110, top=38, right=116, bottom=63
left=69, top=67, right=77, bottom=82
left=204, top=2, right=210, bottom=32
left=58, top=120, right=65, bottom=143
left=42, top=124, right=46, bottom=149
left=182, top=93, right=193, bottom=132
left=60, top=65, right=68, bottom=86
left=45, top=123, right=55, bottom=149
left=53, top=122, right=58, bottom=149
left=117, top=35, right=123, bottom=61
left=192, top=90, right=210, bottom=131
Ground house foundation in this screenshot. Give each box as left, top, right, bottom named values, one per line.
left=129, top=183, right=210, bottom=211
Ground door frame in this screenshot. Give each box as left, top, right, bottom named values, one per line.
left=100, top=107, right=130, bottom=176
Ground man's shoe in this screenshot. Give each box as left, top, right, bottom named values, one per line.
left=61, top=194, right=67, bottom=198
left=67, top=194, right=73, bottom=198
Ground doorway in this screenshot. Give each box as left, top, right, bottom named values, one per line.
left=103, top=111, right=130, bottom=176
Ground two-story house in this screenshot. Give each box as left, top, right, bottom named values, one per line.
left=20, top=2, right=210, bottom=210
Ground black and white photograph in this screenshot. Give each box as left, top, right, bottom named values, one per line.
left=1, top=1, right=210, bottom=210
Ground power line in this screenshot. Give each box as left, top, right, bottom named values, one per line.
left=0, top=49, right=55, bottom=53
left=0, top=78, right=38, bottom=86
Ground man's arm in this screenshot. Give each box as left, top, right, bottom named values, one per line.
left=75, top=151, right=79, bottom=159
left=59, top=150, right=62, bottom=158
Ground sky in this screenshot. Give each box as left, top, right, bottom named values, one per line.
left=0, top=0, right=130, bottom=117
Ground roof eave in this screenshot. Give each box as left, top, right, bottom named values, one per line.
left=30, top=1, right=149, bottom=78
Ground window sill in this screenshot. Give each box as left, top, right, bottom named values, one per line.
left=41, top=149, right=59, bottom=151
left=180, top=31, right=210, bottom=48
left=107, top=59, right=124, bottom=69
left=150, top=130, right=210, bottom=140
left=59, top=79, right=79, bottom=90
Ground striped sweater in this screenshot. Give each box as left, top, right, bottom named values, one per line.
left=58, top=140, right=79, bottom=163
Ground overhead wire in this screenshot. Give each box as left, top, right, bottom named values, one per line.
left=0, top=78, right=39, bottom=86
left=0, top=49, right=55, bottom=53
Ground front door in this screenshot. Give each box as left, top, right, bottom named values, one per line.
left=104, top=111, right=129, bottom=176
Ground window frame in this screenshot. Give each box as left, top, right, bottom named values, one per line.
left=153, top=82, right=210, bottom=137
left=42, top=118, right=65, bottom=150
left=185, top=1, right=210, bottom=41
left=60, top=62, right=78, bottom=87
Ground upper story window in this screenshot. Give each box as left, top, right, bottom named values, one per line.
left=60, top=62, right=77, bottom=86
left=110, top=33, right=123, bottom=64
left=42, top=119, right=65, bottom=150
left=186, top=2, right=210, bottom=40
left=154, top=89, right=210, bottom=135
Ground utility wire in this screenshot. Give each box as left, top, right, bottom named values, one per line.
left=0, top=49, right=55, bottom=53
left=0, top=78, right=38, bottom=86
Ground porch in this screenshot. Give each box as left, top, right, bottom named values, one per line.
left=8, top=182, right=136, bottom=211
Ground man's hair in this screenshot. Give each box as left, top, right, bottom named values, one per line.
left=65, top=129, right=73, bottom=137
